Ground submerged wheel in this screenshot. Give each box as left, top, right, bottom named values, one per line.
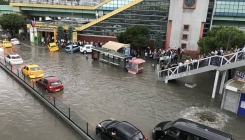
left=84, top=51, right=87, bottom=54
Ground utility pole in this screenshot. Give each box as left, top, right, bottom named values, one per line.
left=71, top=0, right=74, bottom=25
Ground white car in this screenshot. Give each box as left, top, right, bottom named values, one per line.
left=5, top=54, right=23, bottom=65
left=0, top=45, right=4, bottom=54
left=80, top=45, right=93, bottom=53
left=11, top=38, right=20, bottom=45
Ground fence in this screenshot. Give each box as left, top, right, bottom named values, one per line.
left=0, top=57, right=98, bottom=140
left=158, top=50, right=245, bottom=80
left=10, top=0, right=103, bottom=6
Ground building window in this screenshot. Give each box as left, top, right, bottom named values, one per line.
left=182, top=34, right=188, bottom=40
left=181, top=43, right=187, bottom=49
left=183, top=25, right=190, bottom=31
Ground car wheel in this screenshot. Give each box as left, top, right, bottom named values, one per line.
left=84, top=51, right=87, bottom=54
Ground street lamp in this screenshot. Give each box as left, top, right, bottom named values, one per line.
left=226, top=31, right=232, bottom=52
left=71, top=0, right=74, bottom=25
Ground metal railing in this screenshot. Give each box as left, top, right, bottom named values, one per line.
left=10, top=0, right=103, bottom=6
left=0, top=56, right=98, bottom=140
left=158, top=50, right=245, bottom=81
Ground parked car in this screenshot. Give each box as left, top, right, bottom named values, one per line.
left=65, top=44, right=80, bottom=53
left=152, top=118, right=234, bottom=140
left=10, top=38, right=20, bottom=45
left=21, top=64, right=44, bottom=79
left=96, top=118, right=148, bottom=140
left=0, top=45, right=4, bottom=55
left=5, top=54, right=23, bottom=65
left=48, top=42, right=59, bottom=52
left=36, top=76, right=64, bottom=92
left=0, top=40, right=12, bottom=48
left=80, top=44, right=93, bottom=53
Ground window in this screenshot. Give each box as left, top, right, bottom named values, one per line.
left=181, top=43, right=187, bottom=49
left=182, top=34, right=188, bottom=40
left=183, top=25, right=190, bottom=31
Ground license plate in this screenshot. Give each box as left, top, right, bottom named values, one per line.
left=55, top=89, right=60, bottom=91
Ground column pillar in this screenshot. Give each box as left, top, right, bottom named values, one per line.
left=212, top=70, right=220, bottom=98
left=219, top=70, right=227, bottom=94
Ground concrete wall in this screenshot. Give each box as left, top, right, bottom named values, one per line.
left=168, top=0, right=209, bottom=53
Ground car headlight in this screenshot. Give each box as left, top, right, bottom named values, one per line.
left=97, top=124, right=101, bottom=127
left=152, top=129, right=155, bottom=133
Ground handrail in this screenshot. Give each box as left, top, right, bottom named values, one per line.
left=158, top=50, right=245, bottom=79
left=10, top=0, right=111, bottom=10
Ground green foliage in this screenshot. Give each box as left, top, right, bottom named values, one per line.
left=56, top=25, right=65, bottom=41
left=0, top=0, right=9, bottom=5
left=67, top=25, right=74, bottom=41
left=198, top=26, right=245, bottom=54
left=116, top=25, right=150, bottom=49
left=0, top=14, right=27, bottom=36
left=154, top=31, right=163, bottom=49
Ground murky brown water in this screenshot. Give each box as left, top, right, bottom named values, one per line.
left=0, top=43, right=245, bottom=140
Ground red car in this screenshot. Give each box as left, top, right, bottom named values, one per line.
left=36, top=76, right=64, bottom=93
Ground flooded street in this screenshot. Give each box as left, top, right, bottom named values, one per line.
left=0, top=43, right=245, bottom=140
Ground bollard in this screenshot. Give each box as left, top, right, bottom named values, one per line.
left=68, top=108, right=70, bottom=120
left=33, top=82, right=34, bottom=89
left=86, top=55, right=88, bottom=60
left=17, top=69, right=19, bottom=77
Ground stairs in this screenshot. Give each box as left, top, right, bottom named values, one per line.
left=75, top=0, right=143, bottom=31
left=157, top=51, right=245, bottom=81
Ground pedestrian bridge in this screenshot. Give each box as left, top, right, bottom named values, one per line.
left=157, top=51, right=245, bottom=98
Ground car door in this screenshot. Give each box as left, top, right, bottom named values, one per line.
left=86, top=46, right=91, bottom=52
left=101, top=128, right=114, bottom=140
left=43, top=79, right=49, bottom=89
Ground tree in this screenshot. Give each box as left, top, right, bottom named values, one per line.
left=0, top=0, right=9, bottom=5
left=56, top=25, right=65, bottom=41
left=67, top=25, right=74, bottom=41
left=116, top=25, right=150, bottom=49
left=0, top=14, right=27, bottom=37
left=154, top=31, right=163, bottom=49
left=198, top=26, right=245, bottom=54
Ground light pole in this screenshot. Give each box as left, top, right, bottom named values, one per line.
left=71, top=0, right=74, bottom=25
left=226, top=31, right=232, bottom=52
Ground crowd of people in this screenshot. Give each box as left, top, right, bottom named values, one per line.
left=147, top=46, right=245, bottom=77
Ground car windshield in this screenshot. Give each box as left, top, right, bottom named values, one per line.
left=11, top=39, right=17, bottom=41
left=30, top=67, right=41, bottom=71
left=162, top=122, right=174, bottom=130
left=4, top=42, right=10, bottom=44
left=106, top=121, right=119, bottom=128
left=11, top=56, right=21, bottom=59
left=50, top=80, right=62, bottom=86
left=66, top=47, right=70, bottom=49
left=51, top=45, right=57, bottom=48
left=130, top=132, right=144, bottom=140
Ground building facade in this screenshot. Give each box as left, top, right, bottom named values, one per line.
left=166, top=0, right=214, bottom=54
left=213, top=0, right=245, bottom=31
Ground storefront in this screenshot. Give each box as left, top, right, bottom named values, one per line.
left=221, top=71, right=245, bottom=117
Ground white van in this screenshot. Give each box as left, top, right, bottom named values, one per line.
left=80, top=44, right=93, bottom=53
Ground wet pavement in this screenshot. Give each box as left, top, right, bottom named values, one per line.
left=0, top=41, right=245, bottom=140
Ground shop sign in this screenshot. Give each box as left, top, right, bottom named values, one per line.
left=235, top=71, right=245, bottom=81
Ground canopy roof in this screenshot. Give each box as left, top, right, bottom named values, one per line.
left=129, top=58, right=146, bottom=64
left=102, top=41, right=130, bottom=51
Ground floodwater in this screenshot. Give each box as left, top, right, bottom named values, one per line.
left=0, top=43, right=245, bottom=140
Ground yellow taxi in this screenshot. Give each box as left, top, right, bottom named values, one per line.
left=21, top=64, right=44, bottom=79
left=0, top=40, right=12, bottom=48
left=48, top=42, right=59, bottom=52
